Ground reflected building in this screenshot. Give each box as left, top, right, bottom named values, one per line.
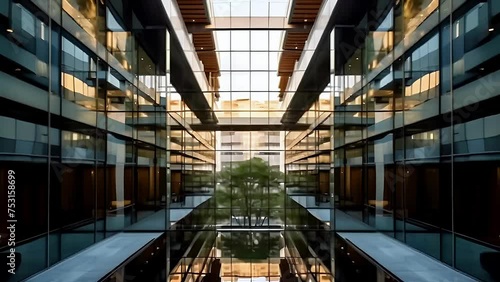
left=0, top=0, right=499, bottom=282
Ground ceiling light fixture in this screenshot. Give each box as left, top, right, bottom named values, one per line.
left=14, top=68, right=21, bottom=72
left=6, top=28, right=13, bottom=33
left=304, top=19, right=308, bottom=22
left=192, top=19, right=195, bottom=22
left=489, top=27, right=495, bottom=32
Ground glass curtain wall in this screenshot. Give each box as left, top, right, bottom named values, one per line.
left=213, top=22, right=288, bottom=282
left=166, top=89, right=216, bottom=236
left=284, top=93, right=334, bottom=282
left=166, top=1, right=329, bottom=282
left=330, top=0, right=500, bottom=281
left=0, top=1, right=170, bottom=281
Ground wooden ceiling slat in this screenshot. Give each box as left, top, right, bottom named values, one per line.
left=178, top=4, right=205, bottom=8
left=191, top=29, right=220, bottom=78
left=289, top=0, right=323, bottom=23
left=278, top=0, right=324, bottom=97
left=177, top=0, right=210, bottom=23
left=178, top=0, right=324, bottom=94
left=282, top=32, right=308, bottom=51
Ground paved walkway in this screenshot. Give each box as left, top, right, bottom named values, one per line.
left=338, top=232, right=477, bottom=282
left=25, top=232, right=162, bottom=282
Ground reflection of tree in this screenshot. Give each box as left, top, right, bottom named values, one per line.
left=76, top=0, right=97, bottom=32
left=285, top=172, right=316, bottom=192
left=219, top=232, right=281, bottom=261
left=184, top=172, right=214, bottom=191
left=216, top=157, right=284, bottom=226
left=366, top=0, right=425, bottom=77
left=403, top=0, right=425, bottom=23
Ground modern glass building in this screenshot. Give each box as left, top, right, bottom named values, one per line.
left=0, top=0, right=499, bottom=281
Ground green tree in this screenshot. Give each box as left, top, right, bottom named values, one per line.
left=216, top=157, right=284, bottom=227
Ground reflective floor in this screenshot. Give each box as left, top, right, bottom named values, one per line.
left=168, top=230, right=335, bottom=282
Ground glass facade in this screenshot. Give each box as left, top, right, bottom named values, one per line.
left=330, top=0, right=500, bottom=281
left=0, top=0, right=499, bottom=282
left=0, top=0, right=174, bottom=280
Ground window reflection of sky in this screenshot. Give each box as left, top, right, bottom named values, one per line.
left=214, top=29, right=285, bottom=109
left=211, top=0, right=290, bottom=18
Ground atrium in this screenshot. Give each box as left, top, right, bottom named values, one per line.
left=0, top=0, right=499, bottom=281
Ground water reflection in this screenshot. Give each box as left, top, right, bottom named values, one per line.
left=217, top=231, right=283, bottom=282
left=218, top=232, right=282, bottom=261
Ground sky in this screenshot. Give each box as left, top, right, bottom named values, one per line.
left=211, top=1, right=290, bottom=104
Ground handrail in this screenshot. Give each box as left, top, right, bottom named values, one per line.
left=363, top=204, right=393, bottom=215
left=108, top=202, right=135, bottom=213
left=0, top=217, right=98, bottom=252
left=286, top=112, right=331, bottom=150
left=453, top=232, right=500, bottom=252
left=168, top=112, right=215, bottom=151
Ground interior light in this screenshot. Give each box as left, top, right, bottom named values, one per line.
left=14, top=68, right=21, bottom=72
left=192, top=19, right=196, bottom=22
left=304, top=19, right=308, bottom=22
left=6, top=28, right=13, bottom=33
left=356, top=57, right=359, bottom=60
left=141, top=57, right=144, bottom=61
left=489, top=27, right=495, bottom=32
left=295, top=46, right=298, bottom=49
left=201, top=47, right=204, bottom=50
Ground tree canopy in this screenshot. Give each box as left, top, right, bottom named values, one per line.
left=216, top=157, right=284, bottom=227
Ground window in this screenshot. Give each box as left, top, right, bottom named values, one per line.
left=21, top=7, right=35, bottom=36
